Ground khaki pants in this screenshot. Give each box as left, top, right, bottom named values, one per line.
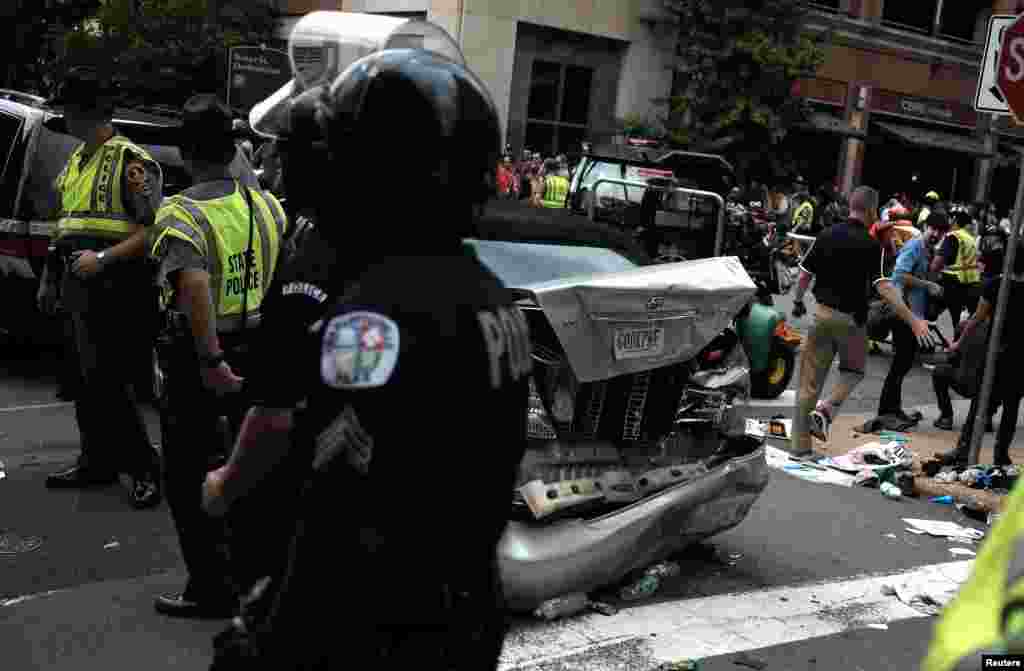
left=793, top=304, right=867, bottom=453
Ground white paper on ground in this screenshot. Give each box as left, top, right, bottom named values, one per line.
left=902, top=519, right=985, bottom=542
left=882, top=560, right=974, bottom=616
left=766, top=446, right=856, bottom=487
left=949, top=548, right=977, bottom=557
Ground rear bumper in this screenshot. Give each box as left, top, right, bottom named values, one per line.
left=498, top=445, right=769, bottom=611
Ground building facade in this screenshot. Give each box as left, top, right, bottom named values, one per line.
left=283, top=1, right=1024, bottom=209
left=799, top=0, right=1024, bottom=210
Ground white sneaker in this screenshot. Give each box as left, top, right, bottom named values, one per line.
left=809, top=409, right=831, bottom=442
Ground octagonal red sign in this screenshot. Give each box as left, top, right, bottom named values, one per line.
left=997, top=14, right=1024, bottom=121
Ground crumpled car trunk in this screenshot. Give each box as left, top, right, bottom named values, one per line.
left=499, top=256, right=769, bottom=611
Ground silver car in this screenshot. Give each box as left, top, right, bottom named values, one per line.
left=468, top=202, right=770, bottom=611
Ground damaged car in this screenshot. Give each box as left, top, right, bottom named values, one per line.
left=470, top=200, right=771, bottom=611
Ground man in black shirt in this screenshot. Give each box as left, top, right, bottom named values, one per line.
left=234, top=50, right=529, bottom=669
left=940, top=241, right=1024, bottom=468
left=791, top=186, right=929, bottom=455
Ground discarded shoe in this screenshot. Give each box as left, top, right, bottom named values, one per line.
left=809, top=408, right=832, bottom=442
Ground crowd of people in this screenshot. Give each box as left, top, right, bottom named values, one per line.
left=494, top=150, right=574, bottom=207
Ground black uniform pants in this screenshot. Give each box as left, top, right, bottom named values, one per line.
left=67, top=285, right=157, bottom=477
left=958, top=350, right=1023, bottom=463
left=939, top=276, right=980, bottom=333
left=878, top=319, right=919, bottom=417
left=160, top=337, right=252, bottom=601
left=933, top=363, right=1001, bottom=420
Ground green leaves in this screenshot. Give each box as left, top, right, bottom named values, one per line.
left=660, top=0, right=827, bottom=162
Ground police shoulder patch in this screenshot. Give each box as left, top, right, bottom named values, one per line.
left=321, top=311, right=401, bottom=389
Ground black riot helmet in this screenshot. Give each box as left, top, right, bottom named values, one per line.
left=278, top=83, right=330, bottom=219
left=315, top=49, right=502, bottom=242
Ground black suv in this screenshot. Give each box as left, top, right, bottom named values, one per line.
left=0, top=90, right=256, bottom=343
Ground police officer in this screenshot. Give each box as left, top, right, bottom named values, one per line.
left=148, top=94, right=288, bottom=618
left=790, top=175, right=815, bottom=234
left=255, top=49, right=531, bottom=668
left=540, top=157, right=569, bottom=209
left=199, top=85, right=331, bottom=601
left=39, top=66, right=162, bottom=508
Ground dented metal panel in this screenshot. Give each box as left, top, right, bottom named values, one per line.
left=523, top=256, right=757, bottom=383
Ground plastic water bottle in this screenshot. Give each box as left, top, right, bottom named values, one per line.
left=620, top=574, right=661, bottom=601
left=880, top=482, right=902, bottom=500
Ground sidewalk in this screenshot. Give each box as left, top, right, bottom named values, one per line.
left=0, top=570, right=220, bottom=671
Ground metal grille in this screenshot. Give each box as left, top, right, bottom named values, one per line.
left=622, top=371, right=652, bottom=441
left=577, top=381, right=607, bottom=439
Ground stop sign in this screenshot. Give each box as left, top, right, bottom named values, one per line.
left=997, top=14, right=1024, bottom=121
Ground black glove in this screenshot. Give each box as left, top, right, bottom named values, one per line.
left=793, top=299, right=807, bottom=318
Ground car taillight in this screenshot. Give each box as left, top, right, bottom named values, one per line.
left=704, top=349, right=724, bottom=364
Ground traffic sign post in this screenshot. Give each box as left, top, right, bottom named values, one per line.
left=967, top=14, right=1024, bottom=466
left=975, top=14, right=1016, bottom=115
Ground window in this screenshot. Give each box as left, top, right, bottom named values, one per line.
left=882, top=0, right=938, bottom=34
left=524, top=60, right=594, bottom=157
left=466, top=239, right=636, bottom=287
left=938, top=1, right=991, bottom=44
left=0, top=111, right=26, bottom=218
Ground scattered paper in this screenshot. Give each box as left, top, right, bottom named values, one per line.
left=865, top=623, right=889, bottom=630
left=765, top=446, right=857, bottom=487
left=103, top=541, right=120, bottom=550
left=883, top=563, right=973, bottom=616
left=903, top=518, right=985, bottom=543
left=949, top=548, right=976, bottom=557
left=884, top=533, right=898, bottom=539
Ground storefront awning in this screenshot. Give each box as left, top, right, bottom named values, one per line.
left=875, top=121, right=994, bottom=157
left=801, top=113, right=866, bottom=139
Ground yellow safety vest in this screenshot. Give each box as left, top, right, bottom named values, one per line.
left=54, top=135, right=158, bottom=241
left=149, top=182, right=288, bottom=333
left=918, top=206, right=932, bottom=228
left=792, top=200, right=814, bottom=230
left=942, top=228, right=981, bottom=285
left=924, top=479, right=1024, bottom=671
left=541, top=175, right=569, bottom=209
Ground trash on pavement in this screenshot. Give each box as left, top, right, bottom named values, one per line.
left=589, top=601, right=618, bottom=616
left=903, top=518, right=985, bottom=543
left=854, top=469, right=878, bottom=487
left=956, top=497, right=988, bottom=524
left=959, top=468, right=983, bottom=486
left=923, top=459, right=943, bottom=477
left=103, top=540, right=120, bottom=550
left=0, top=533, right=43, bottom=555
left=657, top=660, right=701, bottom=671
left=884, top=533, right=898, bottom=539
left=732, top=652, right=768, bottom=670
left=930, top=495, right=955, bottom=505
left=883, top=568, right=967, bottom=616
left=949, top=548, right=976, bottom=557
left=620, top=574, right=662, bottom=601
left=0, top=459, right=5, bottom=480
left=533, top=592, right=589, bottom=620
left=766, top=447, right=856, bottom=486
left=822, top=442, right=914, bottom=473
left=880, top=482, right=902, bottom=500
left=865, top=623, right=890, bottom=630
left=934, top=470, right=959, bottom=484
left=645, top=561, right=681, bottom=579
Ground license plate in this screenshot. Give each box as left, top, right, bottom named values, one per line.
left=613, top=326, right=665, bottom=360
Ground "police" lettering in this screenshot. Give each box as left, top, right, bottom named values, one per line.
left=476, top=306, right=532, bottom=390
left=224, top=269, right=260, bottom=297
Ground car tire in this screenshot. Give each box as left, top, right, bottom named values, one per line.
left=750, top=339, right=796, bottom=400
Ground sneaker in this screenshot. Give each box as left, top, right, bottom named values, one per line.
left=809, top=409, right=831, bottom=442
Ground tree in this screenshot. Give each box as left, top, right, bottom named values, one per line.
left=51, top=0, right=281, bottom=111
left=660, top=0, right=828, bottom=181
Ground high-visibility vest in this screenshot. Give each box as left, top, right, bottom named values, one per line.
left=923, top=479, right=1024, bottom=671
left=942, top=228, right=981, bottom=285
left=792, top=200, right=814, bottom=231
left=54, top=135, right=161, bottom=241
left=149, top=181, right=288, bottom=333
left=541, top=175, right=569, bottom=209
left=917, top=206, right=931, bottom=228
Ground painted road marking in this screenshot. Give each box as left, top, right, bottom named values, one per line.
left=498, top=560, right=973, bottom=670
left=0, top=402, right=72, bottom=413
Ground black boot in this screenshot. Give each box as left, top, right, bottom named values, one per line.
left=937, top=443, right=969, bottom=468
left=994, top=444, right=1014, bottom=468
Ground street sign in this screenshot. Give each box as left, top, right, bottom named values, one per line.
left=976, top=14, right=1016, bottom=114
left=226, top=46, right=290, bottom=114
left=996, top=14, right=1024, bottom=122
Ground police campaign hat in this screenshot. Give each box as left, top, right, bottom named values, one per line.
left=49, top=65, right=118, bottom=110
left=180, top=94, right=237, bottom=163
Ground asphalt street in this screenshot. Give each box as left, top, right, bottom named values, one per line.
left=0, top=292, right=992, bottom=670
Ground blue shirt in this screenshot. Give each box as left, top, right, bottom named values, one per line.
left=891, top=237, right=929, bottom=318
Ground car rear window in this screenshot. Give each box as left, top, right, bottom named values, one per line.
left=466, top=238, right=636, bottom=287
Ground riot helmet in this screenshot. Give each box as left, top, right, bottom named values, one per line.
left=277, top=83, right=330, bottom=218
left=316, top=48, right=502, bottom=240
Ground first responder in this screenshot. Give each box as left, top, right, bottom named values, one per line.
left=931, top=209, right=981, bottom=334
left=923, top=477, right=1024, bottom=671
left=39, top=66, right=162, bottom=508
left=540, top=158, right=569, bottom=208
left=200, top=84, right=336, bottom=611
left=917, top=190, right=941, bottom=229
left=255, top=49, right=530, bottom=669
left=790, top=175, right=815, bottom=234
left=148, top=94, right=288, bottom=619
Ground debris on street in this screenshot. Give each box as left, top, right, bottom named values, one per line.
left=929, top=495, right=954, bottom=505
left=620, top=574, right=662, bottom=601
left=533, top=592, right=589, bottom=621
left=0, top=459, right=5, bottom=480
left=882, top=567, right=968, bottom=616
left=732, top=652, right=768, bottom=669
left=949, top=548, right=976, bottom=557
left=657, top=660, right=701, bottom=671
left=103, top=541, right=120, bottom=550
left=766, top=446, right=856, bottom=487
left=903, top=518, right=985, bottom=543
left=865, top=623, right=890, bottom=630
left=0, top=533, right=42, bottom=555
left=880, top=482, right=902, bottom=500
